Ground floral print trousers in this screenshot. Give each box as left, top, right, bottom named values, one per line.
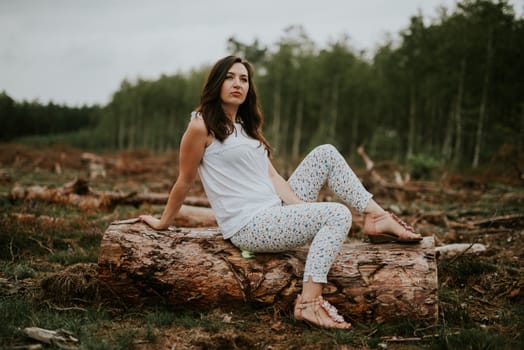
left=230, top=144, right=373, bottom=283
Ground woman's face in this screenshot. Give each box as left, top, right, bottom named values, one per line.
left=220, top=62, right=249, bottom=108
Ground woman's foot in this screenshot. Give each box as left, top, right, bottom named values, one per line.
left=364, top=211, right=422, bottom=243
left=294, top=294, right=352, bottom=329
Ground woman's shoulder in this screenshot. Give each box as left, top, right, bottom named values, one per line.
left=187, top=111, right=213, bottom=146
left=189, top=111, right=208, bottom=131
left=187, top=115, right=207, bottom=133
left=190, top=111, right=203, bottom=121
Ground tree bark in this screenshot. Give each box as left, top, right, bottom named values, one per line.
left=98, top=224, right=438, bottom=324
left=291, top=97, right=303, bottom=161
left=407, top=85, right=416, bottom=159
left=10, top=179, right=215, bottom=226
left=271, top=82, right=282, bottom=152
left=328, top=77, right=339, bottom=141
left=473, top=29, right=493, bottom=168
left=453, top=57, right=466, bottom=165
left=10, top=178, right=210, bottom=208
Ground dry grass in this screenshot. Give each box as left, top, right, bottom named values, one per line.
left=0, top=143, right=522, bottom=349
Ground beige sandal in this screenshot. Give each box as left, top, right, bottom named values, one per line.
left=294, top=294, right=351, bottom=329
left=364, top=211, right=422, bottom=244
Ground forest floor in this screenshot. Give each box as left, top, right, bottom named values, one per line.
left=0, top=143, right=522, bottom=350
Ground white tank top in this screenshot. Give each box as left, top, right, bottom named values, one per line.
left=191, top=112, right=281, bottom=239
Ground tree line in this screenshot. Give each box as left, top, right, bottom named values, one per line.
left=0, top=92, right=99, bottom=143
left=1, top=0, right=522, bottom=169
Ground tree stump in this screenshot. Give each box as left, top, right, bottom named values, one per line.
left=98, top=223, right=438, bottom=324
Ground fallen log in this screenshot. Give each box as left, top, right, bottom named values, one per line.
left=357, top=145, right=409, bottom=187
left=98, top=223, right=438, bottom=324
left=9, top=178, right=210, bottom=210
left=22, top=327, right=79, bottom=349
left=356, top=146, right=464, bottom=200
left=435, top=243, right=487, bottom=259
left=469, top=214, right=524, bottom=228
left=81, top=152, right=106, bottom=180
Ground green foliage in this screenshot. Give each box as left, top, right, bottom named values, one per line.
left=0, top=0, right=524, bottom=165
left=145, top=308, right=178, bottom=328
left=80, top=338, right=113, bottom=350
left=408, top=153, right=440, bottom=179
left=0, top=296, right=31, bottom=342
left=378, top=318, right=421, bottom=338
left=0, top=219, right=50, bottom=260
left=177, top=311, right=219, bottom=331
left=2, top=262, right=36, bottom=280
left=430, top=327, right=515, bottom=350
left=439, top=288, right=460, bottom=304
left=499, top=303, right=524, bottom=327
left=48, top=250, right=99, bottom=265
left=0, top=201, right=102, bottom=264
left=113, top=329, right=139, bottom=350
left=15, top=128, right=103, bottom=150
left=368, top=128, right=402, bottom=161
left=331, top=328, right=356, bottom=345
left=3, top=0, right=523, bottom=165
left=439, top=256, right=497, bottom=287
left=0, top=93, right=100, bottom=142
left=2, top=301, right=116, bottom=349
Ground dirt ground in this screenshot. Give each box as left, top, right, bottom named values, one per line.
left=0, top=143, right=522, bottom=349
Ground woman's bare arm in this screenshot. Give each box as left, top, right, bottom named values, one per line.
left=268, top=160, right=305, bottom=205
left=140, top=118, right=210, bottom=229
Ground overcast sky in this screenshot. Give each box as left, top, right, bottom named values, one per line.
left=1, top=0, right=522, bottom=106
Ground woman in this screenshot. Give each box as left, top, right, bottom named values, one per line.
left=140, top=55, right=422, bottom=329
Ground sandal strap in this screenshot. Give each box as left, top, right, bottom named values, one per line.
left=296, top=296, right=345, bottom=324
left=319, top=298, right=345, bottom=323
left=295, top=299, right=321, bottom=310
left=389, top=212, right=415, bottom=233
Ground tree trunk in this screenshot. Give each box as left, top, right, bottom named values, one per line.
left=291, top=97, right=303, bottom=161
left=118, top=113, right=125, bottom=150
left=455, top=57, right=466, bottom=165
left=10, top=179, right=215, bottom=226
left=520, top=100, right=524, bottom=154
left=473, top=29, right=493, bottom=168
left=444, top=56, right=466, bottom=163
left=271, top=83, right=282, bottom=152
left=328, top=78, right=339, bottom=141
left=442, top=105, right=454, bottom=162
left=98, top=224, right=438, bottom=324
left=407, top=86, right=416, bottom=159
left=350, top=103, right=359, bottom=156
left=281, top=102, right=291, bottom=159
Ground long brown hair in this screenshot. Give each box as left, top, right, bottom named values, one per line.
left=196, top=55, right=272, bottom=155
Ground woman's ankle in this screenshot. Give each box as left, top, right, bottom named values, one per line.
left=363, top=199, right=386, bottom=216
left=301, top=279, right=323, bottom=301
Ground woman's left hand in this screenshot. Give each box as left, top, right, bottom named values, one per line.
left=139, top=215, right=168, bottom=230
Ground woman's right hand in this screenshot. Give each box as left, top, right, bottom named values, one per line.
left=139, top=215, right=168, bottom=230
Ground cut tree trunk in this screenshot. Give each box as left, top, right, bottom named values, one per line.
left=98, top=223, right=438, bottom=324
left=9, top=178, right=204, bottom=208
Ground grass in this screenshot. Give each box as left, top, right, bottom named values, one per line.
left=438, top=257, right=497, bottom=287
left=2, top=262, right=36, bottom=280
left=145, top=308, right=178, bottom=328
left=1, top=149, right=522, bottom=349
left=2, top=202, right=521, bottom=349
left=435, top=253, right=524, bottom=349
left=430, top=327, right=517, bottom=350
left=0, top=295, right=112, bottom=348
left=0, top=296, right=32, bottom=341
